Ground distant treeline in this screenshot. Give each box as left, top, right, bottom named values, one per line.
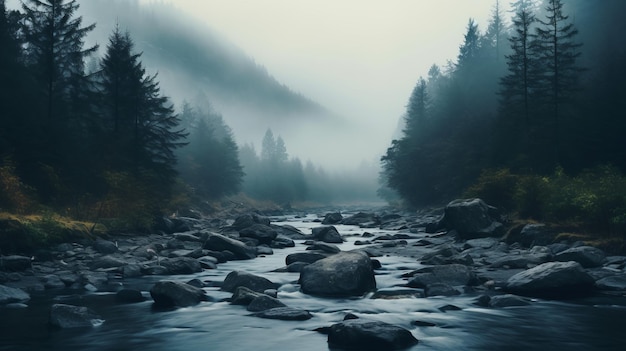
left=381, top=0, right=626, bottom=208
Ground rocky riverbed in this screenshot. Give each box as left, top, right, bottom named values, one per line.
left=1, top=198, right=626, bottom=350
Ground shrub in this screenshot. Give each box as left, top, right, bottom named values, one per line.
left=464, top=168, right=519, bottom=211
left=0, top=160, right=35, bottom=214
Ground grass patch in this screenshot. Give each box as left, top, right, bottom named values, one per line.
left=0, top=212, right=106, bottom=254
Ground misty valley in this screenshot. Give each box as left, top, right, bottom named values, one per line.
left=1, top=0, right=626, bottom=350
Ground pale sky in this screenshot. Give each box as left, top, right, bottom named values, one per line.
left=146, top=0, right=509, bottom=160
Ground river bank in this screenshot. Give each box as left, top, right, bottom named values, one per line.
left=1, top=199, right=626, bottom=350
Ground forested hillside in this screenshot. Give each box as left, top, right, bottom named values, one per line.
left=381, top=0, right=626, bottom=237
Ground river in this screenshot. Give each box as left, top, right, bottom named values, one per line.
left=1, top=213, right=625, bottom=350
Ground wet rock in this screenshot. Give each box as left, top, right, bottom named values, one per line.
left=173, top=232, right=202, bottom=242
left=166, top=238, right=185, bottom=250
left=158, top=257, right=202, bottom=275
left=425, top=283, right=460, bottom=297
left=49, top=304, right=103, bottom=328
left=0, top=284, right=30, bottom=304
left=299, top=251, right=376, bottom=297
left=251, top=307, right=312, bottom=321
left=203, top=233, right=256, bottom=260
left=123, top=264, right=143, bottom=278
left=90, top=255, right=128, bottom=270
left=93, top=239, right=118, bottom=254
left=150, top=280, right=207, bottom=307
left=488, top=294, right=531, bottom=308
left=554, top=246, right=606, bottom=268
left=239, top=224, right=278, bottom=245
left=327, top=318, right=418, bottom=350
left=221, top=271, right=278, bottom=293
left=41, top=274, right=66, bottom=289
left=322, top=212, right=343, bottom=225
left=116, top=289, right=145, bottom=303
left=371, top=288, right=425, bottom=299
left=231, top=286, right=265, bottom=305
left=306, top=242, right=341, bottom=254
left=246, top=294, right=287, bottom=312
left=442, top=198, right=504, bottom=239
left=595, top=274, right=626, bottom=291
left=505, top=261, right=595, bottom=298
left=270, top=236, right=296, bottom=248
left=286, top=251, right=330, bottom=265
left=341, top=212, right=380, bottom=227
left=311, top=226, right=343, bottom=243
left=80, top=271, right=108, bottom=289
left=518, top=224, right=556, bottom=247
left=231, top=213, right=270, bottom=230
left=271, top=224, right=306, bottom=240
left=489, top=253, right=551, bottom=269
left=406, top=264, right=477, bottom=288
left=0, top=255, right=32, bottom=272
left=256, top=245, right=274, bottom=255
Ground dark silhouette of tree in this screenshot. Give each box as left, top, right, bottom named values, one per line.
left=404, top=77, right=429, bottom=139
left=532, top=0, right=584, bottom=165
left=98, top=26, right=186, bottom=189
left=21, top=0, right=97, bottom=121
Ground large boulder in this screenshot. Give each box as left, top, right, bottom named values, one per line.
left=203, top=233, right=256, bottom=260
left=554, top=246, right=606, bottom=268
left=221, top=271, right=278, bottom=293
left=299, top=251, right=376, bottom=297
left=246, top=295, right=287, bottom=312
left=150, top=280, right=207, bottom=307
left=442, top=198, right=504, bottom=239
left=49, top=304, right=103, bottom=328
left=595, top=274, right=626, bottom=291
left=327, top=318, right=418, bottom=350
left=311, top=226, right=343, bottom=243
left=239, top=224, right=278, bottom=245
left=406, top=264, right=477, bottom=288
left=505, top=261, right=595, bottom=298
left=0, top=284, right=30, bottom=304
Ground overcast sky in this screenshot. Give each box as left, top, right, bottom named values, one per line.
left=141, top=0, right=509, bottom=161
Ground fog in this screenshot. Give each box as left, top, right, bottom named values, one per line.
left=6, top=0, right=513, bottom=171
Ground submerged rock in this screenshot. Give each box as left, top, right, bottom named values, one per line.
left=251, top=307, right=312, bottom=321
left=0, top=284, right=30, bottom=304
left=327, top=318, right=418, bottom=350
left=150, top=280, right=207, bottom=307
left=221, top=271, right=278, bottom=293
left=49, top=304, right=103, bottom=328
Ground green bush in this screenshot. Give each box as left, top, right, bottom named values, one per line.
left=466, top=165, right=626, bottom=238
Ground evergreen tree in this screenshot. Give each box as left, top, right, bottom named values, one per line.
left=99, top=27, right=186, bottom=189
left=457, top=19, right=481, bottom=72
left=532, top=0, right=584, bottom=165
left=404, top=77, right=429, bottom=139
left=497, top=0, right=539, bottom=168
left=482, top=0, right=506, bottom=60
left=21, top=0, right=98, bottom=121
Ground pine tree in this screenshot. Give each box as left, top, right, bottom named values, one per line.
left=532, top=0, right=584, bottom=164
left=482, top=0, right=506, bottom=60
left=500, top=0, right=538, bottom=132
left=404, top=77, right=429, bottom=140
left=99, top=27, right=186, bottom=187
left=21, top=0, right=98, bottom=121
left=457, top=19, right=481, bottom=72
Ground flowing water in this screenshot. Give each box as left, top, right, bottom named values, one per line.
left=1, top=214, right=625, bottom=350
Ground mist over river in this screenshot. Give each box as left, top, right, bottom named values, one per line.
left=2, top=213, right=625, bottom=351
